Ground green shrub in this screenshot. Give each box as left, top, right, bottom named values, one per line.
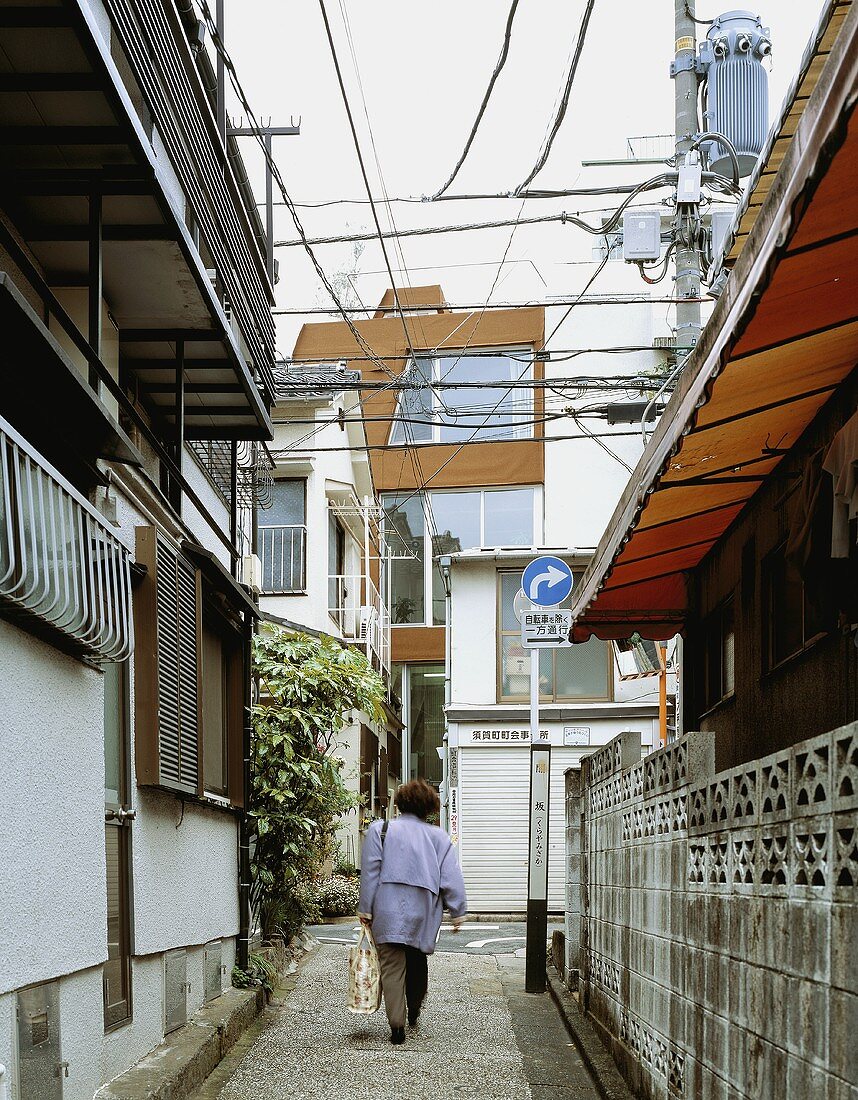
left=318, top=874, right=361, bottom=917
left=249, top=628, right=385, bottom=941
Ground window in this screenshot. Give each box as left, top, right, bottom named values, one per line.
left=260, top=479, right=306, bottom=593
left=498, top=572, right=610, bottom=702
left=328, top=511, right=347, bottom=627
left=383, top=488, right=539, bottom=627
left=201, top=610, right=241, bottom=797
left=134, top=529, right=244, bottom=806
left=396, top=663, right=445, bottom=787
left=389, top=351, right=534, bottom=445
left=764, top=543, right=830, bottom=670
left=702, top=597, right=735, bottom=711
left=384, top=493, right=426, bottom=625
left=104, top=661, right=132, bottom=1030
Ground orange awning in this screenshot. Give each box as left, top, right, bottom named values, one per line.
left=571, top=6, right=858, bottom=641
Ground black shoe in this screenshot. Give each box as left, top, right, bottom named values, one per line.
left=407, top=1011, right=420, bottom=1026
left=390, top=1026, right=405, bottom=1045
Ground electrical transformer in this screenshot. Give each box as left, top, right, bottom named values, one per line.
left=699, top=11, right=771, bottom=177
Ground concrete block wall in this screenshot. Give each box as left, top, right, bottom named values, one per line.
left=573, top=723, right=858, bottom=1099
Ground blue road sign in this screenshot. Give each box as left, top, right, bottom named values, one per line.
left=521, top=556, right=574, bottom=607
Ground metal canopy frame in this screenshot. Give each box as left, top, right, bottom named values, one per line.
left=0, top=0, right=275, bottom=441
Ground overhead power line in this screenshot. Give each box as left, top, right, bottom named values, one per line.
left=271, top=429, right=645, bottom=456
left=272, top=294, right=705, bottom=315
left=276, top=211, right=579, bottom=248
left=431, top=0, right=522, bottom=199
left=514, top=0, right=597, bottom=193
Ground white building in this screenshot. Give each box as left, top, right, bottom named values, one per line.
left=259, top=363, right=397, bottom=865
left=0, top=2, right=276, bottom=1097
left=443, top=262, right=679, bottom=913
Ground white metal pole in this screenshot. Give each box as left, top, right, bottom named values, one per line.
left=526, top=647, right=551, bottom=992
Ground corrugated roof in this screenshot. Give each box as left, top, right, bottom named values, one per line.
left=570, top=4, right=858, bottom=641
left=273, top=360, right=362, bottom=401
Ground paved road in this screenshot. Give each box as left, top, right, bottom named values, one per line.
left=192, top=943, right=601, bottom=1100
left=307, top=920, right=564, bottom=956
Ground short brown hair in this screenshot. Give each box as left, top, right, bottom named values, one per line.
left=394, top=779, right=440, bottom=820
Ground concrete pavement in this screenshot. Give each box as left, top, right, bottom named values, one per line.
left=192, top=943, right=601, bottom=1100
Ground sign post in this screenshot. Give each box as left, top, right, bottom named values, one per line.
left=520, top=557, right=574, bottom=994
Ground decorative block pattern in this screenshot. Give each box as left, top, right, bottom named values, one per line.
left=574, top=721, right=858, bottom=1100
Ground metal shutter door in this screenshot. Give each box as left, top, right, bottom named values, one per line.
left=460, top=748, right=529, bottom=912
left=459, top=747, right=584, bottom=913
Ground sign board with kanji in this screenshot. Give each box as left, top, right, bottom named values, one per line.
left=520, top=609, right=573, bottom=648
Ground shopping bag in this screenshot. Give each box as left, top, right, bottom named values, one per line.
left=347, top=925, right=382, bottom=1014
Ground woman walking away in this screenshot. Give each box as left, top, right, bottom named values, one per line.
left=358, top=778, right=467, bottom=1045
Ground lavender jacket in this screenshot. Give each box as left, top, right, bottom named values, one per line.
left=358, top=814, right=468, bottom=954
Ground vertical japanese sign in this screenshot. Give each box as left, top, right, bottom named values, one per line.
left=527, top=745, right=551, bottom=900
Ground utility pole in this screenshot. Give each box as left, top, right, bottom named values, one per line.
left=672, top=0, right=702, bottom=353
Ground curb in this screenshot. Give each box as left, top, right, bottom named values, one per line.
left=96, top=987, right=265, bottom=1100
left=545, top=965, right=636, bottom=1100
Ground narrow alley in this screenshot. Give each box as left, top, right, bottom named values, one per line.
left=191, top=943, right=607, bottom=1100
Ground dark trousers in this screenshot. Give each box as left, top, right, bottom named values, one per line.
left=376, top=943, right=428, bottom=1028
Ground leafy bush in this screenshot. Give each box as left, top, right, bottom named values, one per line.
left=250, top=628, right=385, bottom=942
left=318, top=874, right=361, bottom=917
left=333, top=858, right=360, bottom=879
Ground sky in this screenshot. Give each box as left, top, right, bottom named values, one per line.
left=216, top=0, right=828, bottom=356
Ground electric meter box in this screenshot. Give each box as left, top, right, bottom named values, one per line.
left=622, top=209, right=661, bottom=261
left=710, top=209, right=736, bottom=262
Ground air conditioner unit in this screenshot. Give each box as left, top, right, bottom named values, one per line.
left=359, top=605, right=377, bottom=640
left=241, top=553, right=262, bottom=594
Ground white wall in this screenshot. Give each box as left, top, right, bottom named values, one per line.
left=0, top=620, right=106, bottom=995
left=130, top=791, right=239, bottom=955
left=449, top=558, right=660, bottom=712
left=544, top=262, right=666, bottom=549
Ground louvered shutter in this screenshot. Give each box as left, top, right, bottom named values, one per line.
left=155, top=536, right=199, bottom=791
left=134, top=528, right=201, bottom=794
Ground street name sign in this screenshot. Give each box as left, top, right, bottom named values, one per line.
left=521, top=609, right=573, bottom=648
left=521, top=555, right=574, bottom=607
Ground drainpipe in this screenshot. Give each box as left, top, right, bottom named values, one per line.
left=439, top=555, right=452, bottom=832
left=238, top=610, right=254, bottom=970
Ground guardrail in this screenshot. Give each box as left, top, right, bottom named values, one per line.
left=328, top=573, right=390, bottom=676
left=0, top=415, right=133, bottom=661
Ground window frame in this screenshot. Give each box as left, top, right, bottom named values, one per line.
left=700, top=595, right=736, bottom=714
left=762, top=541, right=830, bottom=674
left=383, top=487, right=543, bottom=628
left=133, top=528, right=246, bottom=809
left=260, top=477, right=307, bottom=595
left=388, top=348, right=536, bottom=446
left=104, top=660, right=133, bottom=1033
left=496, top=571, right=612, bottom=703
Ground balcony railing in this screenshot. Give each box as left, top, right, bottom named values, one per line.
left=259, top=525, right=306, bottom=593
left=328, top=574, right=391, bottom=677
left=0, top=416, right=133, bottom=661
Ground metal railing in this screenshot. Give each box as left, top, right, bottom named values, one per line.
left=328, top=574, right=391, bottom=676
left=0, top=416, right=133, bottom=661
left=259, top=525, right=306, bottom=593
left=101, top=0, right=276, bottom=396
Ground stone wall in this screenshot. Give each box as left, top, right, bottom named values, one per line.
left=568, top=724, right=858, bottom=1099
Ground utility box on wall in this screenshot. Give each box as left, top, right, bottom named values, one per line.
left=622, top=209, right=661, bottom=261
left=16, top=982, right=63, bottom=1100
left=164, top=948, right=188, bottom=1034
left=204, top=940, right=223, bottom=1003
